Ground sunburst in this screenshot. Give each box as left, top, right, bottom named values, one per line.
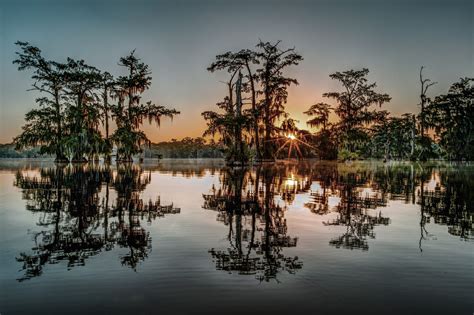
left=272, top=133, right=315, bottom=159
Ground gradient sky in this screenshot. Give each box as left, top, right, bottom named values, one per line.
left=0, top=0, right=472, bottom=143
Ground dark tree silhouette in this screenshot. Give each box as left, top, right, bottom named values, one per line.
left=370, top=114, right=416, bottom=160
left=204, top=40, right=302, bottom=163
left=13, top=43, right=179, bottom=163
left=13, top=42, right=69, bottom=162
left=322, top=68, right=391, bottom=159
left=418, top=66, right=437, bottom=138
left=305, top=102, right=337, bottom=159
left=256, top=41, right=303, bottom=161
left=63, top=58, right=103, bottom=162
left=425, top=78, right=473, bottom=160
left=204, top=50, right=258, bottom=165
left=99, top=71, right=115, bottom=163
left=112, top=51, right=180, bottom=162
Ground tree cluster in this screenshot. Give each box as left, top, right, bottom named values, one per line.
left=14, top=41, right=473, bottom=163
left=306, top=68, right=472, bottom=161
left=13, top=42, right=179, bottom=163
left=204, top=41, right=473, bottom=162
left=203, top=40, right=303, bottom=164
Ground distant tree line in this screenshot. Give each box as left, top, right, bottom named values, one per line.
left=0, top=143, right=46, bottom=158
left=12, top=41, right=473, bottom=163
left=0, top=137, right=223, bottom=159
left=144, top=137, right=224, bottom=159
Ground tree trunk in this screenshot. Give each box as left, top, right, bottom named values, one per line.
left=262, top=72, right=273, bottom=161
left=234, top=72, right=246, bottom=165
left=245, top=62, right=261, bottom=161
left=104, top=86, right=111, bottom=163
left=72, top=92, right=87, bottom=163
left=117, top=153, right=133, bottom=163
left=54, top=89, right=68, bottom=163
left=410, top=114, right=415, bottom=159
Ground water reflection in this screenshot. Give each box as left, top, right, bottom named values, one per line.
left=10, top=161, right=473, bottom=283
left=14, top=164, right=180, bottom=281
left=305, top=163, right=390, bottom=251
left=2, top=160, right=472, bottom=315
left=203, top=167, right=304, bottom=282
left=303, top=162, right=473, bottom=250
left=201, top=162, right=473, bottom=281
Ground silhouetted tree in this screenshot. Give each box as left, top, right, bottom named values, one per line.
left=204, top=51, right=254, bottom=164
left=305, top=102, right=331, bottom=131
left=416, top=66, right=438, bottom=161
left=99, top=71, right=115, bottom=163
left=425, top=78, right=474, bottom=160
left=112, top=51, right=179, bottom=162
left=256, top=41, right=303, bottom=160
left=238, top=50, right=262, bottom=159
left=418, top=66, right=437, bottom=138
left=305, top=102, right=337, bottom=159
left=323, top=68, right=391, bottom=159
left=63, top=58, right=103, bottom=162
left=371, top=114, right=416, bottom=160
left=13, top=42, right=69, bottom=162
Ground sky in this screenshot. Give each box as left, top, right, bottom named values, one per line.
left=0, top=0, right=472, bottom=143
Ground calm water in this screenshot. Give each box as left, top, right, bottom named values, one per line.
left=0, top=159, right=472, bottom=315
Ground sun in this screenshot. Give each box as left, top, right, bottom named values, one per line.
left=273, top=131, right=316, bottom=159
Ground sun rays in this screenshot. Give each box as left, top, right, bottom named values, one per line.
left=272, top=133, right=315, bottom=159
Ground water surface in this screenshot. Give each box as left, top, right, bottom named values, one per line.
left=0, top=159, right=472, bottom=314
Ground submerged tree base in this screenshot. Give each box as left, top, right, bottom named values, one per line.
left=116, top=158, right=134, bottom=163
left=225, top=161, right=250, bottom=167
left=254, top=158, right=276, bottom=164
left=54, top=156, right=70, bottom=164
left=70, top=157, right=88, bottom=163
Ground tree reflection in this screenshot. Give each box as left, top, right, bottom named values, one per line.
left=12, top=161, right=472, bottom=281
left=419, top=166, right=473, bottom=243
left=14, top=164, right=180, bottom=281
left=305, top=163, right=390, bottom=251
left=203, top=166, right=304, bottom=282
left=304, top=162, right=473, bottom=251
